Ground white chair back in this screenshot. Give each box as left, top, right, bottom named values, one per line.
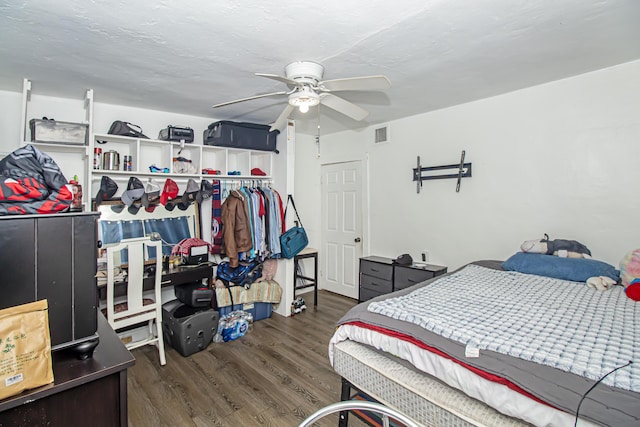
left=105, top=237, right=166, bottom=365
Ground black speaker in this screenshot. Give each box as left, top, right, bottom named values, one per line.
left=162, top=300, right=218, bottom=357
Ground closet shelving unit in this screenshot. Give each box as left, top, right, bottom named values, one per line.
left=90, top=134, right=274, bottom=205
left=91, top=133, right=273, bottom=180
left=19, top=79, right=93, bottom=210
left=19, top=79, right=276, bottom=211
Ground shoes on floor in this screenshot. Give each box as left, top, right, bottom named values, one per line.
left=291, top=297, right=307, bottom=315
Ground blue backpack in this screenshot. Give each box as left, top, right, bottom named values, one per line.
left=216, top=259, right=263, bottom=290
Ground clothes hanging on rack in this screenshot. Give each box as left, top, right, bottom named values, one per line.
left=220, top=189, right=252, bottom=267
left=218, top=182, right=284, bottom=265
left=211, top=179, right=223, bottom=254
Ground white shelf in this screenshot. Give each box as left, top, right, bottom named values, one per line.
left=21, top=79, right=93, bottom=211
left=19, top=79, right=276, bottom=209
left=22, top=141, right=89, bottom=154
left=91, top=133, right=274, bottom=179
left=89, top=134, right=275, bottom=198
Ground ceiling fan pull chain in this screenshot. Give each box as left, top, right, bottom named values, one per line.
left=316, top=103, right=321, bottom=158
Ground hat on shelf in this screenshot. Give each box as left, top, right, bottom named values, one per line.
left=121, top=177, right=145, bottom=207
left=196, top=180, right=214, bottom=203
left=141, top=179, right=161, bottom=210
left=251, top=167, right=267, bottom=176
left=94, top=176, right=118, bottom=206
left=160, top=178, right=179, bottom=206
left=181, top=178, right=200, bottom=205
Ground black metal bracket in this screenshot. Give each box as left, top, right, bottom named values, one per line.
left=413, top=151, right=472, bottom=193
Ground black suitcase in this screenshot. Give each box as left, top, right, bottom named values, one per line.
left=158, top=125, right=194, bottom=143
left=203, top=121, right=279, bottom=153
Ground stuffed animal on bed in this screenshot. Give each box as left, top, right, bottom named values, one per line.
left=520, top=234, right=592, bottom=259
left=619, top=249, right=640, bottom=301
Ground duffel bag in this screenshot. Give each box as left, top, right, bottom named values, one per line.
left=107, top=120, right=149, bottom=139
left=280, top=195, right=308, bottom=258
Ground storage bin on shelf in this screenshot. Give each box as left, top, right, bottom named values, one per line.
left=29, top=118, right=88, bottom=145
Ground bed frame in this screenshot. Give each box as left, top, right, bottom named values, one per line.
left=334, top=340, right=534, bottom=427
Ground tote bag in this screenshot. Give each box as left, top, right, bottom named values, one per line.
left=280, top=195, right=308, bottom=259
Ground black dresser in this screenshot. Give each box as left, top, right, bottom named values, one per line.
left=0, top=212, right=100, bottom=357
left=359, top=256, right=447, bottom=302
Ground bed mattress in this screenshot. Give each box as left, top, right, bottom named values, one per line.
left=333, top=339, right=533, bottom=427
left=330, top=261, right=640, bottom=427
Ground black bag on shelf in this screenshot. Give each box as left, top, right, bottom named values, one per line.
left=107, top=120, right=149, bottom=139
left=158, top=125, right=194, bottom=143
left=203, top=121, right=279, bottom=153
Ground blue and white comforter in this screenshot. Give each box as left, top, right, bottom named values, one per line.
left=368, top=264, right=639, bottom=392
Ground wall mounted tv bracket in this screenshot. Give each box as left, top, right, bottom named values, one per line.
left=412, top=151, right=472, bottom=193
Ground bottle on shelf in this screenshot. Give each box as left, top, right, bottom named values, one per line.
left=93, top=147, right=102, bottom=170
left=69, top=175, right=83, bottom=212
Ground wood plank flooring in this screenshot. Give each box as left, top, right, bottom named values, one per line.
left=127, top=291, right=369, bottom=427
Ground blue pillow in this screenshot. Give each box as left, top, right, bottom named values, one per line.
left=502, top=252, right=620, bottom=283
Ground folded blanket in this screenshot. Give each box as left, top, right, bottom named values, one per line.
left=215, top=280, right=282, bottom=307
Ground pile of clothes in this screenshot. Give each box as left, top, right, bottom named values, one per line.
left=0, top=145, right=72, bottom=215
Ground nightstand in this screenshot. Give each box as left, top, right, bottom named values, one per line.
left=359, top=256, right=447, bottom=302
left=394, top=263, right=447, bottom=291
left=359, top=256, right=394, bottom=302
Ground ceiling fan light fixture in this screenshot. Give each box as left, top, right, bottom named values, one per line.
left=288, top=89, right=320, bottom=114
left=298, top=103, right=310, bottom=113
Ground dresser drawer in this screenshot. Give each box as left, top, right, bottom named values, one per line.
left=360, top=274, right=393, bottom=294
left=394, top=264, right=447, bottom=291
left=359, top=286, right=385, bottom=302
left=360, top=260, right=393, bottom=281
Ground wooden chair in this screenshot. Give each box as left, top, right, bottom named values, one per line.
left=105, top=237, right=166, bottom=366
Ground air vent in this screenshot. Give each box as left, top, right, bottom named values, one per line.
left=373, top=124, right=390, bottom=144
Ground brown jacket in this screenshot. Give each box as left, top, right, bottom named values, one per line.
left=221, top=190, right=252, bottom=267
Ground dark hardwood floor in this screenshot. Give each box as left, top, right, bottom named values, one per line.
left=127, top=290, right=368, bottom=427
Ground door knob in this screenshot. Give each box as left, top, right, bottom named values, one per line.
left=354, top=237, right=361, bottom=243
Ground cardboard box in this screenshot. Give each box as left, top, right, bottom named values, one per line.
left=0, top=300, right=54, bottom=400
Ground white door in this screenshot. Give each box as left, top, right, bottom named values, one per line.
left=321, top=161, right=363, bottom=299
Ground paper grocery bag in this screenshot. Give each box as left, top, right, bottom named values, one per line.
left=0, top=300, right=54, bottom=400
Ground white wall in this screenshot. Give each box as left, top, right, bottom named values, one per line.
left=296, top=60, right=640, bottom=271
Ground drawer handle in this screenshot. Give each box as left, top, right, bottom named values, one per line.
left=161, top=280, right=172, bottom=285
left=370, top=268, right=379, bottom=272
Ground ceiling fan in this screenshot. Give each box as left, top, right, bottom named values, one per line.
left=211, top=61, right=391, bottom=131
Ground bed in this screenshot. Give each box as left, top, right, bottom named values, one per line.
left=329, top=260, right=640, bottom=427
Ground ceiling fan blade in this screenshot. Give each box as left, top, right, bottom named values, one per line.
left=320, top=93, right=369, bottom=121
left=256, top=73, right=302, bottom=88
left=211, top=91, right=287, bottom=108
left=319, top=75, right=391, bottom=92
left=270, top=104, right=295, bottom=132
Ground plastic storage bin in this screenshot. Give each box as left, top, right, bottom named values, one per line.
left=217, top=302, right=272, bottom=321
left=29, top=118, right=88, bottom=145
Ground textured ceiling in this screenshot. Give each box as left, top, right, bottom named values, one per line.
left=1, top=0, right=640, bottom=135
